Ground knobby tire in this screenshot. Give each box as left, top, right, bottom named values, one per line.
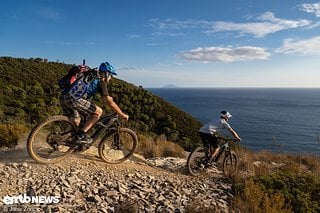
left=98, top=128, right=138, bottom=164
left=27, top=115, right=76, bottom=164
left=187, top=147, right=207, bottom=176
left=223, top=151, right=238, bottom=176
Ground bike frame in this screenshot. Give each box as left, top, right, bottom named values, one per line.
left=84, top=114, right=120, bottom=145
left=210, top=138, right=234, bottom=162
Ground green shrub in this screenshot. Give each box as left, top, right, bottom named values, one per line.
left=0, top=123, right=28, bottom=148
left=234, top=171, right=320, bottom=213
left=231, top=148, right=320, bottom=212
left=256, top=172, right=320, bottom=213
left=234, top=178, right=291, bottom=213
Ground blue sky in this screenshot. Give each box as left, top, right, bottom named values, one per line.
left=1, top=0, right=320, bottom=87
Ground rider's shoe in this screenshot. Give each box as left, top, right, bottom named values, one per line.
left=75, top=132, right=93, bottom=144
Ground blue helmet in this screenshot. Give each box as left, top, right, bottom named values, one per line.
left=99, top=62, right=117, bottom=75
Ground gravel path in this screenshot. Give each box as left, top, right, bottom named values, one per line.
left=0, top=145, right=235, bottom=213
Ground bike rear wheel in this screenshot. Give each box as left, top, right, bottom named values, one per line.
left=98, top=128, right=138, bottom=164
left=27, top=115, right=76, bottom=164
left=187, top=147, right=208, bottom=176
left=223, top=151, right=238, bottom=176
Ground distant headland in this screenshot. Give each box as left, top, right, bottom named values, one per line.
left=163, top=84, right=178, bottom=88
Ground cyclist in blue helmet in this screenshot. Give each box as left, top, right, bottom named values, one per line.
left=60, top=61, right=129, bottom=144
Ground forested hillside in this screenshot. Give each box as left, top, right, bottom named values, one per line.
left=0, top=57, right=201, bottom=150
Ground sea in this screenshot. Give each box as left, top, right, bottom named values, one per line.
left=148, top=88, right=320, bottom=155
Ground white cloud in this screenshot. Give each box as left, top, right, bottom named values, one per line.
left=275, top=36, right=320, bottom=55
left=210, top=12, right=311, bottom=38
left=151, top=32, right=185, bottom=37
left=180, top=46, right=270, bottom=63
left=305, top=21, right=320, bottom=29
left=127, top=34, right=142, bottom=39
left=146, top=42, right=162, bottom=46
left=118, top=65, right=139, bottom=72
left=43, top=41, right=96, bottom=46
left=301, top=2, right=320, bottom=17
left=149, top=18, right=211, bottom=30
left=149, top=12, right=311, bottom=38
left=211, top=21, right=277, bottom=38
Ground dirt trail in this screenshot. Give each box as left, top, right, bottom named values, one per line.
left=0, top=140, right=234, bottom=212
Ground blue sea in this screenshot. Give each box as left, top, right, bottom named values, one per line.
left=148, top=88, right=320, bottom=155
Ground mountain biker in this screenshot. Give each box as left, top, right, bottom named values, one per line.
left=60, top=62, right=129, bottom=144
left=199, top=110, right=241, bottom=162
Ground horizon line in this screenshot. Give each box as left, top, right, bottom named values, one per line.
left=146, top=86, right=320, bottom=89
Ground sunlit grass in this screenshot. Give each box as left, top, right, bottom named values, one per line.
left=230, top=146, right=320, bottom=212
left=136, top=134, right=186, bottom=159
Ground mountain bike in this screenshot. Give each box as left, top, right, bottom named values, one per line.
left=27, top=113, right=138, bottom=164
left=187, top=137, right=238, bottom=176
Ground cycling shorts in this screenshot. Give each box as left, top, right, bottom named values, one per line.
left=199, top=132, right=219, bottom=149
left=60, top=94, right=97, bottom=119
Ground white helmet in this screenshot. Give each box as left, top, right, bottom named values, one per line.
left=220, top=110, right=232, bottom=118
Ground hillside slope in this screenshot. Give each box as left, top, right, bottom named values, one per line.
left=0, top=57, right=202, bottom=150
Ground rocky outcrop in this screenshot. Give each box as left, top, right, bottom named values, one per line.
left=0, top=148, right=234, bottom=212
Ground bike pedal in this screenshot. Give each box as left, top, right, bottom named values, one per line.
left=205, top=160, right=217, bottom=168
left=74, top=144, right=90, bottom=153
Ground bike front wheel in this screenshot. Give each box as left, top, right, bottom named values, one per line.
left=187, top=147, right=208, bottom=176
left=27, top=115, right=76, bottom=164
left=98, top=128, right=138, bottom=164
left=223, top=151, right=238, bottom=176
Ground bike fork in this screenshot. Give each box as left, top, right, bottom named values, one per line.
left=113, top=128, right=120, bottom=150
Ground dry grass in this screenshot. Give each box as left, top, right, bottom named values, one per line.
left=233, top=179, right=292, bottom=213
left=234, top=148, right=320, bottom=178
left=230, top=146, right=320, bottom=212
left=136, top=134, right=186, bottom=159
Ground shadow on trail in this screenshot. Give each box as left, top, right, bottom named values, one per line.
left=0, top=135, right=34, bottom=164
left=71, top=147, right=190, bottom=175
left=0, top=146, right=33, bottom=164
left=0, top=141, right=189, bottom=176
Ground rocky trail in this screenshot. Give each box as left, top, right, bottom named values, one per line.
left=0, top=142, right=235, bottom=213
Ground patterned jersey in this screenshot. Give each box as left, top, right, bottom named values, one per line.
left=85, top=78, right=109, bottom=98
left=67, top=71, right=108, bottom=99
